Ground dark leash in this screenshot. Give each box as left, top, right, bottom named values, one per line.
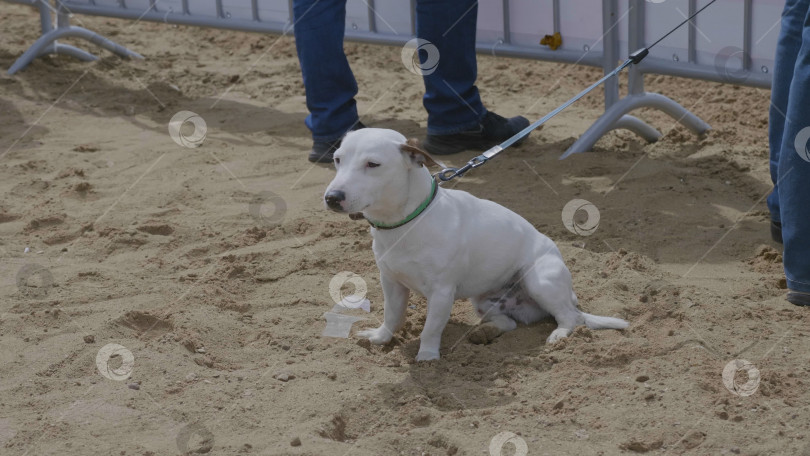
left=436, top=0, right=719, bottom=183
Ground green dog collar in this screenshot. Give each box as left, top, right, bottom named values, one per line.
left=366, top=178, right=438, bottom=230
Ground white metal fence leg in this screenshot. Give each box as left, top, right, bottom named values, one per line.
left=8, top=26, right=143, bottom=74
left=7, top=0, right=143, bottom=75
left=560, top=92, right=711, bottom=159
left=46, top=43, right=97, bottom=61
left=613, top=115, right=662, bottom=143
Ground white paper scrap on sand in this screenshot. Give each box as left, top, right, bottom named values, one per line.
left=321, top=312, right=367, bottom=338
left=321, top=296, right=371, bottom=338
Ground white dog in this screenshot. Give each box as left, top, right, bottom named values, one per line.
left=324, top=128, right=628, bottom=361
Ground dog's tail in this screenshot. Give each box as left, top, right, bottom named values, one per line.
left=583, top=313, right=629, bottom=330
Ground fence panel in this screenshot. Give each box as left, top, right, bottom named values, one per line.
left=626, top=0, right=781, bottom=88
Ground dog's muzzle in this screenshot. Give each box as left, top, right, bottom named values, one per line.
left=324, top=190, right=346, bottom=211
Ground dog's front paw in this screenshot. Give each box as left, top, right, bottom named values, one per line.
left=356, top=326, right=393, bottom=345
left=415, top=349, right=440, bottom=361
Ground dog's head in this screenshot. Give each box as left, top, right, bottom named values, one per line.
left=324, top=128, right=443, bottom=215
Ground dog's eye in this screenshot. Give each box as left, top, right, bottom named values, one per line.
left=334, top=157, right=340, bottom=165
left=367, top=162, right=380, bottom=168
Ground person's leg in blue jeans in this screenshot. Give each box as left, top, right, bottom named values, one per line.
left=293, top=0, right=363, bottom=163
left=771, top=0, right=810, bottom=304
left=416, top=0, right=530, bottom=155
left=416, top=0, right=484, bottom=134
left=293, top=0, right=530, bottom=160
left=767, top=0, right=807, bottom=243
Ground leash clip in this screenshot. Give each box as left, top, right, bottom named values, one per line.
left=436, top=155, right=489, bottom=182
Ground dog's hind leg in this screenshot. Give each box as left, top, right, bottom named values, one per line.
left=521, top=256, right=585, bottom=344
left=468, top=313, right=517, bottom=345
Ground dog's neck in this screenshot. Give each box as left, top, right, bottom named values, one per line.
left=363, top=166, right=434, bottom=227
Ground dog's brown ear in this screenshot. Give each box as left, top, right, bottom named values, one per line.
left=400, top=138, right=445, bottom=168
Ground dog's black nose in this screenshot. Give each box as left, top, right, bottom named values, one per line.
left=325, top=190, right=346, bottom=210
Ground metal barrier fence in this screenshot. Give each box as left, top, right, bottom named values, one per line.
left=4, top=0, right=782, bottom=158
left=561, top=0, right=782, bottom=157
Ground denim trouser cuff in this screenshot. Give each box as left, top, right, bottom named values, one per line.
left=787, top=278, right=810, bottom=294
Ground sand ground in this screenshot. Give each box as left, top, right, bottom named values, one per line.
left=1, top=4, right=808, bottom=455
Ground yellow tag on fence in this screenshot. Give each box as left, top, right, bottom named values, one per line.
left=540, top=32, right=562, bottom=50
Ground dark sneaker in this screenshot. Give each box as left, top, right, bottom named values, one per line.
left=771, top=220, right=783, bottom=244
left=422, top=111, right=531, bottom=155
left=308, top=122, right=366, bottom=163
left=787, top=290, right=810, bottom=307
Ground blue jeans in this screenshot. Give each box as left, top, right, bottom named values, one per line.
left=768, top=0, right=810, bottom=293
left=292, top=0, right=486, bottom=141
